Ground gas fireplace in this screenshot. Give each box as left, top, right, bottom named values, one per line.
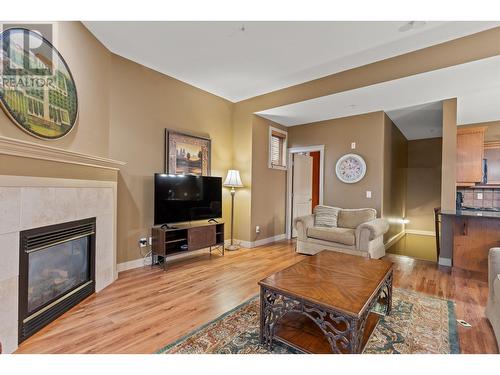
left=18, top=218, right=96, bottom=343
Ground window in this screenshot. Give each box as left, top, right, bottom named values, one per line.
left=269, top=126, right=287, bottom=170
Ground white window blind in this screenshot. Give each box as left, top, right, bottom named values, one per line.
left=271, top=135, right=281, bottom=165
left=269, top=128, right=287, bottom=169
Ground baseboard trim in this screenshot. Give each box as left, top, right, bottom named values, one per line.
left=224, top=239, right=251, bottom=248
left=438, top=257, right=452, bottom=267
left=226, top=234, right=286, bottom=249
left=385, top=231, right=405, bottom=250
left=405, top=229, right=436, bottom=236
left=252, top=234, right=287, bottom=248
left=118, top=234, right=287, bottom=272
left=117, top=256, right=151, bottom=273
left=118, top=247, right=216, bottom=273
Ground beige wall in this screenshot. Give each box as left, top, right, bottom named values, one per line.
left=108, top=55, right=234, bottom=263
left=0, top=22, right=234, bottom=264
left=250, top=116, right=287, bottom=241
left=441, top=98, right=458, bottom=211
left=288, top=112, right=385, bottom=214
left=0, top=22, right=111, bottom=157
left=383, top=115, right=408, bottom=241
left=0, top=155, right=117, bottom=181
left=2, top=22, right=500, bottom=257
left=405, top=138, right=442, bottom=232
left=439, top=98, right=458, bottom=261
left=233, top=27, right=500, bottom=243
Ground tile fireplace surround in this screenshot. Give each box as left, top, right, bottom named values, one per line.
left=0, top=175, right=118, bottom=353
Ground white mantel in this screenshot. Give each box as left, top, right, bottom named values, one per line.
left=0, top=175, right=118, bottom=353
left=0, top=135, right=125, bottom=170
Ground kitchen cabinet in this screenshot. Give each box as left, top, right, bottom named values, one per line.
left=451, top=215, right=500, bottom=273
left=456, top=127, right=486, bottom=184
left=484, top=141, right=500, bottom=184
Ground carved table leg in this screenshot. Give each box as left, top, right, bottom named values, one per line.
left=259, top=287, right=265, bottom=345
left=260, top=287, right=276, bottom=351
left=349, top=315, right=367, bottom=354
left=385, top=271, right=393, bottom=315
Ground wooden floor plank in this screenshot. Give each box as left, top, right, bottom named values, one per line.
left=15, top=241, right=498, bottom=354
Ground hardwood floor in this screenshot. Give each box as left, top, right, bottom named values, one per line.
left=16, top=241, right=498, bottom=354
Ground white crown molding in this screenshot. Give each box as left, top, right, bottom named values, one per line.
left=0, top=135, right=126, bottom=171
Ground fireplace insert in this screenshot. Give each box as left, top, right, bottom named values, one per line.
left=18, top=217, right=96, bottom=343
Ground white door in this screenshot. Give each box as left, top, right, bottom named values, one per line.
left=292, top=153, right=313, bottom=237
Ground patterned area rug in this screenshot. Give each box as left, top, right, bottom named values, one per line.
left=158, top=288, right=460, bottom=354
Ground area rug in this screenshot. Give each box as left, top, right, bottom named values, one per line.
left=158, top=288, right=460, bottom=354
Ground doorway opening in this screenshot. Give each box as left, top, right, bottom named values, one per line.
left=286, top=145, right=324, bottom=239
left=385, top=101, right=443, bottom=262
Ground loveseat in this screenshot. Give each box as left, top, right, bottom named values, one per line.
left=293, top=205, right=389, bottom=259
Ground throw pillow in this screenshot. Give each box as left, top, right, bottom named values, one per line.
left=314, top=205, right=340, bottom=228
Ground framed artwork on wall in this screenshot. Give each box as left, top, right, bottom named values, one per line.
left=0, top=27, right=78, bottom=140
left=165, top=130, right=211, bottom=176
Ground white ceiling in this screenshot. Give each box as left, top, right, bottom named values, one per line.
left=386, top=101, right=443, bottom=140
left=257, top=55, right=500, bottom=129
left=83, top=21, right=500, bottom=102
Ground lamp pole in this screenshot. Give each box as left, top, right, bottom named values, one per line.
left=230, top=186, right=235, bottom=247
left=224, top=169, right=242, bottom=251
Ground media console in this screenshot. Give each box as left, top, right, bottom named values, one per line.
left=151, top=221, right=225, bottom=270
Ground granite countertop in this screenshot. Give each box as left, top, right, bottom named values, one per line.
left=440, top=209, right=500, bottom=219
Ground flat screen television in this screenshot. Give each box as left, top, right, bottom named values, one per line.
left=154, top=174, right=222, bottom=225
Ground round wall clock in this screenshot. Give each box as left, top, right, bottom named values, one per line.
left=0, top=28, right=78, bottom=140
left=335, top=153, right=367, bottom=184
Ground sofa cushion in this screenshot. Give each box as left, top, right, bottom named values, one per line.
left=338, top=208, right=377, bottom=229
left=313, top=205, right=340, bottom=228
left=307, top=226, right=356, bottom=246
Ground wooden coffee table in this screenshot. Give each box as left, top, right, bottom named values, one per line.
left=258, top=251, right=393, bottom=354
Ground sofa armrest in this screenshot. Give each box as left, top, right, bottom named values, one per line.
left=356, top=218, right=389, bottom=241
left=293, top=214, right=315, bottom=241
left=489, top=248, right=500, bottom=297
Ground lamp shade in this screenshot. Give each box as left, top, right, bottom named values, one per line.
left=223, top=169, right=243, bottom=188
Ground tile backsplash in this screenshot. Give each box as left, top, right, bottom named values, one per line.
left=458, top=188, right=500, bottom=209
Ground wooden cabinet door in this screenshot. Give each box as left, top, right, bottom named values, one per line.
left=456, top=127, right=486, bottom=183
left=188, top=226, right=216, bottom=250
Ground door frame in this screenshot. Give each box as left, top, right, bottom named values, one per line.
left=286, top=145, right=325, bottom=239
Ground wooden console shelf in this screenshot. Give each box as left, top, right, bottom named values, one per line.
left=151, top=222, right=224, bottom=270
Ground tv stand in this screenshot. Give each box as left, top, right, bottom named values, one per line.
left=152, top=222, right=224, bottom=270
left=160, top=224, right=178, bottom=230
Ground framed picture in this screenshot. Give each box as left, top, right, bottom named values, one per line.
left=165, top=130, right=211, bottom=176
left=0, top=27, right=78, bottom=140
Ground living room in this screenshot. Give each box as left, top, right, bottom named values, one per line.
left=1, top=1, right=500, bottom=373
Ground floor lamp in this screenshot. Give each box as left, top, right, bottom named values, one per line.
left=224, top=169, right=243, bottom=251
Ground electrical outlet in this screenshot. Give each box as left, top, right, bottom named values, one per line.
left=366, top=191, right=372, bottom=199
left=256, top=225, right=261, bottom=234
left=351, top=142, right=356, bottom=150
left=139, top=237, right=147, bottom=248
left=148, top=236, right=153, bottom=246
left=477, top=193, right=483, bottom=200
